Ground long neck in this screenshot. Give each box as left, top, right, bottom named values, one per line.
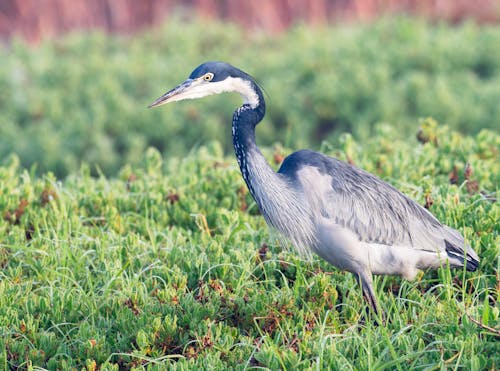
left=232, top=97, right=316, bottom=255
left=232, top=102, right=272, bottom=203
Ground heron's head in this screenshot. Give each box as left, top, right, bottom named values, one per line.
left=149, top=61, right=260, bottom=109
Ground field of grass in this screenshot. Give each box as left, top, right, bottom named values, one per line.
left=1, top=115, right=498, bottom=368
left=1, top=17, right=500, bottom=177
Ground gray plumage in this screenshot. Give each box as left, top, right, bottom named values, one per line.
left=149, top=61, right=480, bottom=315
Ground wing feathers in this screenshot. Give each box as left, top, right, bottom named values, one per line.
left=279, top=150, right=476, bottom=264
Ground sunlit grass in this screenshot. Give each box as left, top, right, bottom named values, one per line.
left=0, top=121, right=498, bottom=369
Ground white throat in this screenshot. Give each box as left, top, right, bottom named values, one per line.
left=206, top=77, right=260, bottom=108
left=167, top=76, right=260, bottom=108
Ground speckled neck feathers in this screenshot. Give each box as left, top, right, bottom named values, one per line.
left=232, top=96, right=316, bottom=257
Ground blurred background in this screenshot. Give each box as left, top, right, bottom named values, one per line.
left=1, top=0, right=499, bottom=176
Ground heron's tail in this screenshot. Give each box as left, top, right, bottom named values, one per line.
left=443, top=226, right=479, bottom=271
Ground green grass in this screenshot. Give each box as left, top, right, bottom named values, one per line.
left=1, top=17, right=500, bottom=176
left=1, top=120, right=498, bottom=369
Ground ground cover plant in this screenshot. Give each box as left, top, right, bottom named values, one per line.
left=0, top=118, right=498, bottom=369
left=1, top=17, right=500, bottom=177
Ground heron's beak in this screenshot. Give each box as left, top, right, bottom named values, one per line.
left=148, top=79, right=195, bottom=108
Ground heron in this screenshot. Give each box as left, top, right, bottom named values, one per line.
left=149, top=61, right=479, bottom=315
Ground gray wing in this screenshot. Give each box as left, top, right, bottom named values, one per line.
left=278, top=149, right=476, bottom=262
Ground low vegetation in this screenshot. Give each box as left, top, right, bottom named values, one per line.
left=1, top=118, right=498, bottom=369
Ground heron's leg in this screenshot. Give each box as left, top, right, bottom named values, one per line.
left=356, top=270, right=384, bottom=323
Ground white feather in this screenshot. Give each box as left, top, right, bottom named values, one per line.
left=170, top=77, right=259, bottom=108
left=208, top=77, right=260, bottom=107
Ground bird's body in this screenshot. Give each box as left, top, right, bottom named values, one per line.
left=149, top=61, right=479, bottom=314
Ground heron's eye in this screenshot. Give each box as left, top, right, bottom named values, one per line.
left=203, top=73, right=214, bottom=81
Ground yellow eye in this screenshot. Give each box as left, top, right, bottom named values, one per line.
left=203, top=73, right=214, bottom=81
